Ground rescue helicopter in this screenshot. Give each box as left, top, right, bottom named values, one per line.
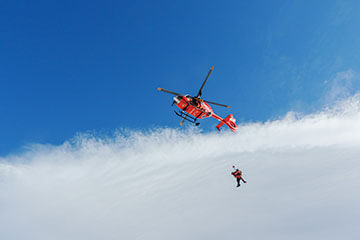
left=157, top=66, right=238, bottom=132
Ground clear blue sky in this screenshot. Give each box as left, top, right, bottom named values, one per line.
left=1, top=0, right=360, bottom=155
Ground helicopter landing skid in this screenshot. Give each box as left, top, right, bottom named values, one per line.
left=174, top=110, right=200, bottom=126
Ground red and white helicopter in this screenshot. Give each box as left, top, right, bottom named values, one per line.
left=158, top=66, right=238, bottom=132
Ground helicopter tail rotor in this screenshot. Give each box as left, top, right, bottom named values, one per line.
left=216, top=114, right=238, bottom=132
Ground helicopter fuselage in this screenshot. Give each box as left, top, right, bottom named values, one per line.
left=173, top=95, right=213, bottom=120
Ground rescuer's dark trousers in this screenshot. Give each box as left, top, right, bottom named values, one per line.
left=236, top=177, right=246, bottom=186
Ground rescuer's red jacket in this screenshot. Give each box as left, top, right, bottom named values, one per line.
left=232, top=169, right=242, bottom=179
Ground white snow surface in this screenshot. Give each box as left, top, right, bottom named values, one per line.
left=1, top=94, right=360, bottom=240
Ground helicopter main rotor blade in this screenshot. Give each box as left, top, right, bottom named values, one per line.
left=196, top=66, right=214, bottom=98
left=203, top=99, right=230, bottom=108
left=157, top=88, right=182, bottom=96
left=180, top=113, right=188, bottom=126
left=180, top=117, right=186, bottom=126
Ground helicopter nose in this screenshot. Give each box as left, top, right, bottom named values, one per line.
left=173, top=96, right=181, bottom=104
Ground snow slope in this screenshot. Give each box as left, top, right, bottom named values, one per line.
left=1, top=94, right=360, bottom=240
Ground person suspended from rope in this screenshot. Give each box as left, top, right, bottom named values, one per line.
left=231, top=166, right=247, bottom=187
